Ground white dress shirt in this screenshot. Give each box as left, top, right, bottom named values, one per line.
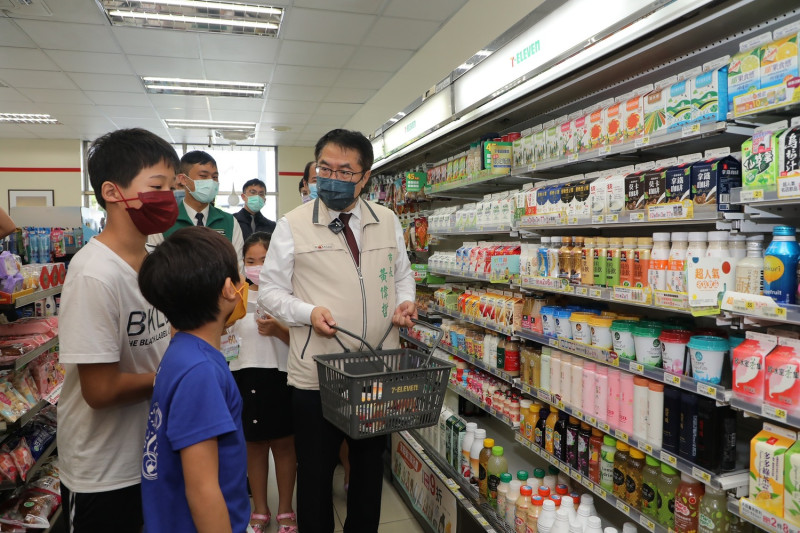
left=259, top=201, right=415, bottom=327
left=147, top=200, right=244, bottom=272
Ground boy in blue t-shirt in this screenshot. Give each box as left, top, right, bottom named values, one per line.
left=138, top=226, right=251, bottom=533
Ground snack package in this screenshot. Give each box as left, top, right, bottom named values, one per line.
left=21, top=423, right=56, bottom=462
left=8, top=439, right=34, bottom=482
left=11, top=372, right=37, bottom=406
left=0, top=382, right=28, bottom=423
left=0, top=453, right=18, bottom=483
left=0, top=488, right=60, bottom=529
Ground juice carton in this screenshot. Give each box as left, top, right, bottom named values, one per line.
left=785, top=440, right=800, bottom=526
left=750, top=422, right=797, bottom=516
left=555, top=115, right=570, bottom=159
left=533, top=126, right=546, bottom=163
left=765, top=338, right=800, bottom=415
left=544, top=121, right=559, bottom=161
left=644, top=76, right=675, bottom=136
left=624, top=85, right=652, bottom=141
left=692, top=56, right=730, bottom=125
left=779, top=120, right=800, bottom=179
left=666, top=67, right=701, bottom=133
left=604, top=98, right=625, bottom=146
left=691, top=150, right=741, bottom=211
left=511, top=293, right=525, bottom=332
left=523, top=131, right=534, bottom=165
left=733, top=332, right=778, bottom=400
left=574, top=114, right=590, bottom=152
left=729, top=33, right=772, bottom=109
left=513, top=135, right=525, bottom=168
left=587, top=99, right=613, bottom=151
left=761, top=22, right=799, bottom=91
left=743, top=120, right=789, bottom=189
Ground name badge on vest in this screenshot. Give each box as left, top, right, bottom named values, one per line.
left=213, top=229, right=226, bottom=236
left=221, top=330, right=240, bottom=361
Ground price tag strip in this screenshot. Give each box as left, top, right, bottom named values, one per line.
left=739, top=189, right=764, bottom=203
left=739, top=497, right=800, bottom=533
left=721, top=291, right=789, bottom=322
left=612, top=286, right=651, bottom=305
left=762, top=403, right=789, bottom=422
left=647, top=200, right=693, bottom=221
left=520, top=276, right=573, bottom=293
left=654, top=290, right=689, bottom=311
left=778, top=177, right=800, bottom=199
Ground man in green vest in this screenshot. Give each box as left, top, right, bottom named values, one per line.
left=148, top=151, right=244, bottom=271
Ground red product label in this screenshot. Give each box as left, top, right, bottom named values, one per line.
left=505, top=349, right=520, bottom=372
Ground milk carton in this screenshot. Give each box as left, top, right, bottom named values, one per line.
left=644, top=76, right=675, bottom=137
left=733, top=331, right=778, bottom=400
left=729, top=33, right=771, bottom=109
left=604, top=98, right=625, bottom=146
left=574, top=114, right=590, bottom=153
left=692, top=56, right=730, bottom=125
left=555, top=115, right=571, bottom=159
left=765, top=338, right=800, bottom=416
left=571, top=178, right=591, bottom=218
left=750, top=422, right=797, bottom=517
left=666, top=67, right=702, bottom=133
left=606, top=165, right=633, bottom=216
left=513, top=135, right=525, bottom=168
left=588, top=172, right=606, bottom=217
left=523, top=131, right=534, bottom=165
left=665, top=153, right=700, bottom=204
left=624, top=85, right=652, bottom=141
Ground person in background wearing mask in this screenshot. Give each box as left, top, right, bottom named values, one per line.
left=233, top=179, right=276, bottom=240
left=57, top=128, right=179, bottom=532
left=149, top=150, right=244, bottom=271
left=299, top=161, right=317, bottom=204
left=138, top=227, right=251, bottom=533
left=260, top=129, right=416, bottom=533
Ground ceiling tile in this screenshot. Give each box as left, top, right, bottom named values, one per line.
left=363, top=17, right=440, bottom=50
left=268, top=84, right=329, bottom=101
left=315, top=102, right=363, bottom=116
left=57, top=116, right=117, bottom=133
left=98, top=105, right=159, bottom=119
left=0, top=101, right=40, bottom=114
left=278, top=41, right=355, bottom=68
left=17, top=124, right=79, bottom=139
left=0, top=69, right=77, bottom=90
left=333, top=69, right=393, bottom=90
left=86, top=92, right=153, bottom=107
left=259, top=112, right=312, bottom=125
left=292, top=0, right=384, bottom=13
left=0, top=20, right=36, bottom=47
left=148, top=94, right=209, bottom=110
left=0, top=47, right=58, bottom=70
left=110, top=118, right=168, bottom=133
left=16, top=20, right=120, bottom=53
left=199, top=34, right=279, bottom=63
left=281, top=8, right=375, bottom=46
left=113, top=27, right=200, bottom=59
left=0, top=87, right=33, bottom=103
left=70, top=73, right=144, bottom=93
left=36, top=104, right=106, bottom=117
left=323, top=87, right=376, bottom=104
left=44, top=50, right=134, bottom=75
left=209, top=109, right=262, bottom=122
left=203, top=60, right=273, bottom=83
left=384, top=0, right=467, bottom=22
left=345, top=46, right=413, bottom=72
left=0, top=123, right=36, bottom=138
left=271, top=65, right=339, bottom=87
left=262, top=99, right=319, bottom=113
left=157, top=108, right=211, bottom=121
left=307, top=114, right=351, bottom=127
left=127, top=56, right=205, bottom=79
left=23, top=89, right=93, bottom=105
left=207, top=98, right=266, bottom=112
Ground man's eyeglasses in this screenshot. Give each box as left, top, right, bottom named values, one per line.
left=316, top=165, right=364, bottom=181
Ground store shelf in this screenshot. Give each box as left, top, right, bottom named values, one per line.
left=0, top=398, right=50, bottom=436
left=721, top=291, right=800, bottom=325
left=0, top=335, right=58, bottom=372
left=514, top=329, right=733, bottom=403
left=431, top=305, right=515, bottom=337
left=429, top=223, right=517, bottom=236
left=427, top=169, right=533, bottom=200
left=727, top=496, right=800, bottom=533
left=397, top=430, right=504, bottom=533
left=515, top=382, right=748, bottom=491
left=0, top=286, right=62, bottom=311
left=517, top=205, right=723, bottom=232
left=514, top=433, right=666, bottom=533
left=730, top=395, right=800, bottom=428
left=448, top=383, right=519, bottom=429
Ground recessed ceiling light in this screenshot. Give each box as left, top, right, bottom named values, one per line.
left=0, top=113, right=59, bottom=124
left=270, top=126, right=290, bottom=132
left=164, top=119, right=257, bottom=131
left=142, top=77, right=266, bottom=98
left=99, top=0, right=284, bottom=36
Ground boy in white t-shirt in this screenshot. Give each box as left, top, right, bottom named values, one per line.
left=57, top=128, right=181, bottom=532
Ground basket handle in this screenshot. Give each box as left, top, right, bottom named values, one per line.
left=330, top=325, right=393, bottom=373
left=410, top=318, right=444, bottom=367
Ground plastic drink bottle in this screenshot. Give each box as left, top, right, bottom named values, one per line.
left=698, top=484, right=729, bottom=533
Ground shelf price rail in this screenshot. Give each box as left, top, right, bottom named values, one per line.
left=727, top=496, right=800, bottom=533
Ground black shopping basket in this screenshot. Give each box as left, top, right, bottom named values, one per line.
left=313, top=319, right=453, bottom=439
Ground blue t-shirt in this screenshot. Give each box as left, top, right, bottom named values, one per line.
left=141, top=332, right=249, bottom=533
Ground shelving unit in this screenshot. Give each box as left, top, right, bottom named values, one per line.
left=728, top=496, right=800, bottom=533
left=0, top=398, right=51, bottom=436
left=0, top=335, right=59, bottom=372
left=0, top=286, right=62, bottom=311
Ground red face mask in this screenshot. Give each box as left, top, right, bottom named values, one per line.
left=108, top=186, right=179, bottom=235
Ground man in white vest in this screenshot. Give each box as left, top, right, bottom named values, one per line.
left=260, top=129, right=416, bottom=533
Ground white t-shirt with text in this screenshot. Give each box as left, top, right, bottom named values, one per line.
left=57, top=239, right=170, bottom=493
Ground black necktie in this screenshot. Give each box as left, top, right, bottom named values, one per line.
left=195, top=213, right=204, bottom=227
left=338, top=213, right=359, bottom=267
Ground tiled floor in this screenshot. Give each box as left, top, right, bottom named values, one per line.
left=261, top=454, right=426, bottom=533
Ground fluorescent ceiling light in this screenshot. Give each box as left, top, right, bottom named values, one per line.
left=164, top=119, right=257, bottom=131
left=141, top=77, right=266, bottom=98
left=0, top=113, right=59, bottom=124
left=99, top=1, right=283, bottom=36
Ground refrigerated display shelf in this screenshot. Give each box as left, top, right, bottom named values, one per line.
left=447, top=384, right=519, bottom=430
left=430, top=305, right=515, bottom=337
left=0, top=335, right=58, bottom=372
left=720, top=291, right=800, bottom=326
left=727, top=496, right=800, bottom=533
left=517, top=206, right=723, bottom=232
left=396, top=430, right=502, bottom=533
left=428, top=223, right=517, bottom=236
left=514, top=433, right=666, bottom=533
left=730, top=395, right=800, bottom=429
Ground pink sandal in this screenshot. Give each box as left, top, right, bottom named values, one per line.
left=249, top=512, right=271, bottom=533
left=277, top=511, right=298, bottom=533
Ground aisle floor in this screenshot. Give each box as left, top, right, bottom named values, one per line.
left=261, top=454, right=426, bottom=533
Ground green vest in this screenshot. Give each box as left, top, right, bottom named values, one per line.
left=163, top=202, right=234, bottom=241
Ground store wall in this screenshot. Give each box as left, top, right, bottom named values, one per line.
left=344, top=0, right=543, bottom=134
left=277, top=145, right=315, bottom=218
left=0, top=139, right=83, bottom=212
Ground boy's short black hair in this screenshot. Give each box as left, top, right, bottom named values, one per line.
left=180, top=150, right=217, bottom=175
left=139, top=227, right=240, bottom=331
left=314, top=129, right=373, bottom=171
left=242, top=178, right=266, bottom=192
left=87, top=128, right=180, bottom=209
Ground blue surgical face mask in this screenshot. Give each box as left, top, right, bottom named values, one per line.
left=308, top=182, right=318, bottom=200
left=173, top=189, right=186, bottom=205
left=316, top=176, right=357, bottom=211
left=246, top=195, right=265, bottom=212
left=187, top=178, right=219, bottom=204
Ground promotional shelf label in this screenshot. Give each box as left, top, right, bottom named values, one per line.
left=654, top=290, right=689, bottom=310
left=721, top=291, right=788, bottom=320
left=778, top=177, right=800, bottom=199
left=688, top=256, right=734, bottom=308
left=647, top=199, right=693, bottom=221
left=740, top=188, right=764, bottom=202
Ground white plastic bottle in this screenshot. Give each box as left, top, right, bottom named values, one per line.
left=557, top=470, right=571, bottom=490
left=550, top=352, right=562, bottom=399
left=549, top=237, right=562, bottom=278
left=560, top=495, right=577, bottom=524
left=461, top=422, right=478, bottom=478
left=469, top=429, right=487, bottom=486
left=585, top=516, right=604, bottom=533
left=622, top=522, right=638, bottom=533
left=686, top=232, right=708, bottom=265
left=735, top=235, right=765, bottom=295
left=537, top=499, right=557, bottom=533
left=550, top=509, right=571, bottom=533
left=649, top=232, right=671, bottom=291
left=604, top=528, right=619, bottom=533
left=667, top=232, right=689, bottom=292
left=506, top=479, right=523, bottom=527
left=705, top=231, right=730, bottom=258
left=579, top=493, right=597, bottom=517
left=560, top=354, right=573, bottom=406
left=540, top=348, right=551, bottom=391
left=575, top=504, right=592, bottom=532
left=730, top=233, right=747, bottom=262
